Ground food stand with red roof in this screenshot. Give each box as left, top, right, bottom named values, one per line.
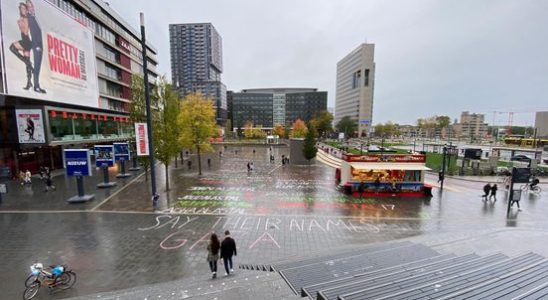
left=337, top=153, right=431, bottom=197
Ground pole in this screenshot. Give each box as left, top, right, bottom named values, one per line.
left=140, top=13, right=157, bottom=207
left=507, top=168, right=515, bottom=215
left=441, top=145, right=447, bottom=191
left=76, top=175, right=84, bottom=197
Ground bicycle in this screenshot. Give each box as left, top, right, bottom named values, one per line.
left=521, top=184, right=542, bottom=194
left=23, top=263, right=77, bottom=300
left=497, top=176, right=511, bottom=188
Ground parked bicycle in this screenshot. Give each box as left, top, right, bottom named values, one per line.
left=23, top=263, right=76, bottom=299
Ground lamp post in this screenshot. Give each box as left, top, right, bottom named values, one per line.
left=140, top=13, right=157, bottom=208
left=440, top=145, right=447, bottom=191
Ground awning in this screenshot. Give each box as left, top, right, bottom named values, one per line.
left=350, top=162, right=431, bottom=171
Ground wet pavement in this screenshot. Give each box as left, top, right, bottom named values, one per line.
left=1, top=145, right=548, bottom=299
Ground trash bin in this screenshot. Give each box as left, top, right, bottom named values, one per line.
left=511, top=189, right=521, bottom=201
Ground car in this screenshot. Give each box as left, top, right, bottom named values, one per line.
left=510, top=155, right=531, bottom=162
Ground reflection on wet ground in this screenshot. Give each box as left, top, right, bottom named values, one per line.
left=2, top=145, right=548, bottom=299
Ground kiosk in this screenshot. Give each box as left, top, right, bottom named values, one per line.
left=338, top=154, right=431, bottom=197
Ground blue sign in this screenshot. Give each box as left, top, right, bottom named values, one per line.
left=95, top=145, right=115, bottom=167
left=64, top=149, right=92, bottom=177
left=360, top=120, right=370, bottom=125
left=114, top=143, right=131, bottom=162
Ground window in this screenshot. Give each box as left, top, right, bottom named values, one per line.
left=364, top=69, right=370, bottom=87
left=352, top=70, right=361, bottom=89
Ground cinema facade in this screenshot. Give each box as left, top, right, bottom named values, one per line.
left=0, top=0, right=158, bottom=176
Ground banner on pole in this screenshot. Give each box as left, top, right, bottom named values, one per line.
left=134, top=123, right=149, bottom=156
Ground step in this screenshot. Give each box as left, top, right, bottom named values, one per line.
left=314, top=253, right=480, bottom=300
left=280, top=243, right=438, bottom=293
left=339, top=252, right=544, bottom=300
left=450, top=261, right=548, bottom=299
left=515, top=281, right=548, bottom=300
left=336, top=253, right=509, bottom=300
left=301, top=253, right=455, bottom=298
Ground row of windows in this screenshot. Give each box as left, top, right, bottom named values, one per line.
left=351, top=69, right=371, bottom=89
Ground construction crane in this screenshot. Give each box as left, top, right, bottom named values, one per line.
left=491, top=110, right=543, bottom=137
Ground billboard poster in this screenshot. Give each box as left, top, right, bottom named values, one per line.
left=15, top=109, right=45, bottom=143
left=94, top=145, right=114, bottom=167
left=64, top=149, right=91, bottom=176
left=0, top=0, right=99, bottom=108
left=135, top=123, right=149, bottom=156
left=114, top=142, right=130, bottom=161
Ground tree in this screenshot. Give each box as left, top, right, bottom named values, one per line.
left=309, top=111, right=333, bottom=139
left=178, top=93, right=218, bottom=175
left=225, top=119, right=232, bottom=138
left=273, top=123, right=285, bottom=138
left=302, top=125, right=318, bottom=167
left=336, top=116, right=357, bottom=139
left=252, top=125, right=267, bottom=139
left=243, top=121, right=254, bottom=139
left=129, top=74, right=153, bottom=179
left=290, top=119, right=308, bottom=138
left=153, top=76, right=181, bottom=191
left=435, top=115, right=451, bottom=130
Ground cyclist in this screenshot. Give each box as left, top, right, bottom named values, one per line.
left=530, top=177, right=540, bottom=189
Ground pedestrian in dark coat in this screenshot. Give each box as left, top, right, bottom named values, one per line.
left=489, top=184, right=498, bottom=201
left=207, top=233, right=220, bottom=278
left=45, top=174, right=55, bottom=192
left=482, top=183, right=491, bottom=200
left=220, top=230, right=237, bottom=275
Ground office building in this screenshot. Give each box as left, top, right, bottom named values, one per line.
left=231, top=88, right=327, bottom=130
left=0, top=0, right=159, bottom=174
left=335, top=43, right=375, bottom=137
left=453, top=111, right=488, bottom=140
left=169, top=23, right=227, bottom=125
left=535, top=111, right=548, bottom=138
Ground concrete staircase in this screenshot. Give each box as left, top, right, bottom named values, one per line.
left=271, top=241, right=548, bottom=300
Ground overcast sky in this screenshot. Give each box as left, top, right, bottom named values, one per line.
left=107, top=0, right=548, bottom=126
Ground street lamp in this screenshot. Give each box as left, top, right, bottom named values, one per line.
left=440, top=144, right=447, bottom=191
left=140, top=13, right=158, bottom=208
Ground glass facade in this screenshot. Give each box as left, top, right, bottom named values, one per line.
left=273, top=93, right=286, bottom=126
left=48, top=113, right=131, bottom=142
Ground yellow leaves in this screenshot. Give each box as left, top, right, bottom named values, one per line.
left=178, top=92, right=218, bottom=151
left=290, top=119, right=308, bottom=138
left=273, top=123, right=285, bottom=137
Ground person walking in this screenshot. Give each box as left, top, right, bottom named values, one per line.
left=482, top=183, right=491, bottom=200
left=489, top=184, right=498, bottom=201
left=207, top=233, right=221, bottom=279
left=24, top=169, right=32, bottom=185
left=45, top=173, right=55, bottom=192
left=220, top=230, right=237, bottom=276
left=187, top=159, right=192, bottom=170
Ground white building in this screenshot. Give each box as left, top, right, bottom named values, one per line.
left=335, top=43, right=375, bottom=137
left=535, top=111, right=548, bottom=138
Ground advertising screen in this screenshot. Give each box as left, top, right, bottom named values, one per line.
left=114, top=142, right=130, bottom=161
left=0, top=0, right=99, bottom=108
left=94, top=145, right=114, bottom=167
left=64, top=149, right=91, bottom=176
left=15, top=109, right=46, bottom=143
